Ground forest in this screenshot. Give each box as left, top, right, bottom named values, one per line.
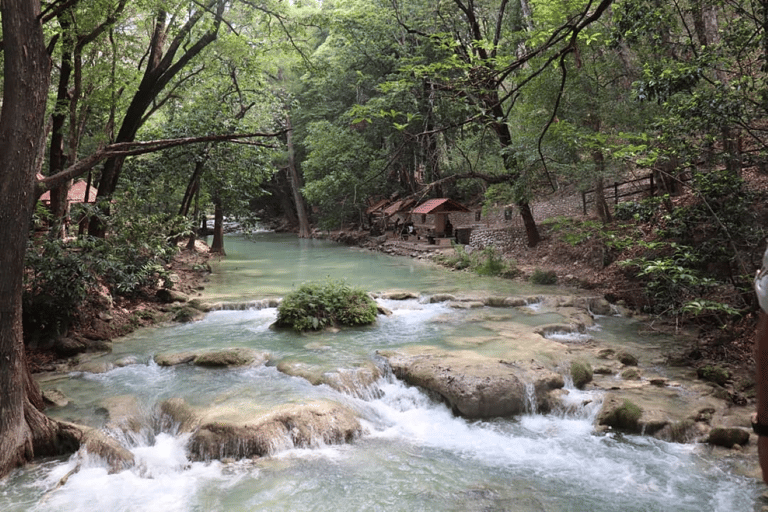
left=2, top=0, right=768, bottom=478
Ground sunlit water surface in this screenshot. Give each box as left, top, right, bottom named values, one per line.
left=2, top=233, right=763, bottom=511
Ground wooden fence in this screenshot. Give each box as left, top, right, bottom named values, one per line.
left=581, top=174, right=656, bottom=215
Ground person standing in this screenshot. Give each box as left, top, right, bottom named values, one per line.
left=754, top=251, right=768, bottom=483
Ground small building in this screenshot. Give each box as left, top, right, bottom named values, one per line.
left=383, top=197, right=416, bottom=235
left=411, top=198, right=471, bottom=244
left=39, top=180, right=98, bottom=206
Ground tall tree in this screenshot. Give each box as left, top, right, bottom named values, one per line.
left=0, top=0, right=55, bottom=478
left=89, top=0, right=227, bottom=236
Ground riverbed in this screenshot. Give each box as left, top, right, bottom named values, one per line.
left=2, top=233, right=764, bottom=511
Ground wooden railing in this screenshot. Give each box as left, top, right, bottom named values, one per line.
left=581, top=174, right=656, bottom=215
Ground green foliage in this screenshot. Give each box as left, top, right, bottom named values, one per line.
left=435, top=245, right=517, bottom=278
left=23, top=197, right=192, bottom=341
left=23, top=239, right=96, bottom=339
left=530, top=268, right=558, bottom=285
left=613, top=196, right=666, bottom=223
left=697, top=365, right=730, bottom=387
left=275, top=279, right=378, bottom=332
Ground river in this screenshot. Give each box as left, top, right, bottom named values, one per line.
left=0, top=233, right=763, bottom=511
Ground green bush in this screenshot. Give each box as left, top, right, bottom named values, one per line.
left=435, top=245, right=517, bottom=277
left=23, top=239, right=95, bottom=340
left=276, top=279, right=378, bottom=332
left=530, top=268, right=558, bottom=285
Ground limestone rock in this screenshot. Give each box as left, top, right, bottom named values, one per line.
left=154, top=351, right=198, bottom=366
left=706, top=427, right=750, bottom=448
left=380, top=291, right=418, bottom=300
left=186, top=400, right=362, bottom=461
left=277, top=361, right=382, bottom=397
left=379, top=349, right=564, bottom=418
left=43, top=388, right=69, bottom=408
left=193, top=348, right=270, bottom=368
left=156, top=288, right=190, bottom=304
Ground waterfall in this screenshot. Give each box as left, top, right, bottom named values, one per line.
left=524, top=382, right=537, bottom=415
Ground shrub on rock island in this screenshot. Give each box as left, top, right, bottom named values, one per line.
left=276, top=279, right=378, bottom=332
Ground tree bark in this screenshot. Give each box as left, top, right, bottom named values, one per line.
left=89, top=0, right=225, bottom=237
left=210, top=197, right=226, bottom=255
left=47, top=7, right=75, bottom=239
left=285, top=113, right=311, bottom=238
left=0, top=0, right=57, bottom=478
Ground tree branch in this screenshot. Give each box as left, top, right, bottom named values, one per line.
left=38, top=131, right=286, bottom=195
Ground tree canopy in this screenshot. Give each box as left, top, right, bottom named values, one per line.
left=4, top=0, right=768, bottom=476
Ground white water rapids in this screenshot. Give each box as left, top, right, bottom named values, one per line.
left=1, top=234, right=764, bottom=511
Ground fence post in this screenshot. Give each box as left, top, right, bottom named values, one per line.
left=614, top=182, right=619, bottom=204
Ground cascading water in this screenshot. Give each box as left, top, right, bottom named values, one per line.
left=2, top=233, right=763, bottom=511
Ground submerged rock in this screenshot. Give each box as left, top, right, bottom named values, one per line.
left=43, top=388, right=69, bottom=408
left=193, top=348, right=270, bottom=368
left=379, top=348, right=564, bottom=419
left=154, top=351, right=198, bottom=366
left=277, top=361, right=382, bottom=397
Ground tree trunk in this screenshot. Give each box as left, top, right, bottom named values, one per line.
left=0, top=0, right=57, bottom=478
left=285, top=113, right=311, bottom=238
left=89, top=1, right=225, bottom=237
left=210, top=197, right=226, bottom=255
left=47, top=9, right=75, bottom=239
left=593, top=175, right=613, bottom=224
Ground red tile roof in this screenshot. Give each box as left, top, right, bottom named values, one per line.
left=412, top=198, right=470, bottom=214
left=40, top=180, right=98, bottom=204
left=384, top=198, right=415, bottom=216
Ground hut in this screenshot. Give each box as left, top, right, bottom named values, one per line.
left=383, top=197, right=416, bottom=236
left=39, top=180, right=98, bottom=206
left=411, top=198, right=471, bottom=245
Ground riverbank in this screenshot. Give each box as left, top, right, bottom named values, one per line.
left=27, top=240, right=213, bottom=373
left=323, top=226, right=758, bottom=408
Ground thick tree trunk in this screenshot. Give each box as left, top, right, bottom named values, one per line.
left=0, top=0, right=57, bottom=478
left=210, top=198, right=226, bottom=255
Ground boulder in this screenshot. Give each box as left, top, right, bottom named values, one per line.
left=597, top=395, right=644, bottom=433
left=154, top=351, right=198, bottom=366
left=176, top=399, right=362, bottom=461
left=53, top=336, right=89, bottom=357
left=156, top=288, right=190, bottom=304
left=706, top=427, right=750, bottom=448
left=43, top=388, right=69, bottom=408
left=617, top=351, right=639, bottom=366
left=379, top=349, right=564, bottom=418
left=193, top=348, right=270, bottom=368
left=570, top=360, right=593, bottom=389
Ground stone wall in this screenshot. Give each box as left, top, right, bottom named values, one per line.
left=454, top=191, right=588, bottom=251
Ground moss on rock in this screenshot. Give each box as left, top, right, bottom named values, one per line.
left=570, top=360, right=593, bottom=389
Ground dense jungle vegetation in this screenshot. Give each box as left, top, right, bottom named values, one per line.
left=4, top=0, right=768, bottom=344
left=3, top=0, right=768, bottom=475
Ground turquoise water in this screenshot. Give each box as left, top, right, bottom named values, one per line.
left=1, top=234, right=762, bottom=511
